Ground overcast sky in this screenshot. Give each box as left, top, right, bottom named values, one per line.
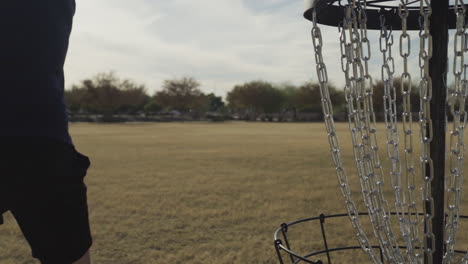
left=65, top=0, right=457, bottom=97
left=64, top=0, right=318, bottom=96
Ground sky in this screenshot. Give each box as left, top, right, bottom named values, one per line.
left=65, top=0, right=457, bottom=97
left=65, top=0, right=317, bottom=97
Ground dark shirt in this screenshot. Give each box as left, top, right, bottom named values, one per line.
left=0, top=0, right=76, bottom=144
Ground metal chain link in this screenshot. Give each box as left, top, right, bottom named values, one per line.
left=399, top=1, right=424, bottom=262
left=379, top=11, right=417, bottom=264
left=310, top=1, right=450, bottom=264
left=310, top=6, right=382, bottom=264
left=460, top=254, right=468, bottom=264
left=342, top=7, right=387, bottom=262
left=444, top=1, right=468, bottom=263
left=343, top=2, right=404, bottom=263
left=360, top=5, right=407, bottom=263
left=417, top=1, right=435, bottom=263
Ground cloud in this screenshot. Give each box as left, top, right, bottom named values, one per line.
left=66, top=0, right=453, bottom=98
left=65, top=0, right=320, bottom=96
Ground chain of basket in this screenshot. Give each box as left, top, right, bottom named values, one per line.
left=310, top=6, right=383, bottom=264
left=343, top=5, right=379, bottom=261
left=360, top=7, right=404, bottom=263
left=461, top=254, right=468, bottom=264
left=444, top=1, right=468, bottom=263
left=417, top=1, right=435, bottom=263
left=313, top=0, right=439, bottom=263
left=379, top=11, right=419, bottom=264
left=342, top=1, right=405, bottom=262
left=398, top=1, right=424, bottom=262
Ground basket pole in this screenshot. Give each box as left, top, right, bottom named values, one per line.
left=428, top=1, right=449, bottom=263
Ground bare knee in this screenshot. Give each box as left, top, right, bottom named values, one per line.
left=72, top=250, right=91, bottom=264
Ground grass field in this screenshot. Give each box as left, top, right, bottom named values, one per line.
left=1, top=122, right=468, bottom=263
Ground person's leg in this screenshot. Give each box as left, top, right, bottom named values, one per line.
left=73, top=250, right=91, bottom=264
left=9, top=142, right=92, bottom=264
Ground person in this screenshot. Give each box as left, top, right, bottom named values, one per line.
left=0, top=1, right=93, bottom=263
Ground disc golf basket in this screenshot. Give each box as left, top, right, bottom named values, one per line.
left=274, top=1, right=468, bottom=263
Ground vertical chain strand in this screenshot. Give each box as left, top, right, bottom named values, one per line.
left=342, top=5, right=394, bottom=263
left=310, top=6, right=382, bottom=264
left=307, top=1, right=463, bottom=264
left=444, top=1, right=467, bottom=263
left=418, top=1, right=435, bottom=263
left=399, top=1, right=424, bottom=262
left=380, top=11, right=417, bottom=264
left=343, top=2, right=404, bottom=263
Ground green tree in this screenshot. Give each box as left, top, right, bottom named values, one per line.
left=295, top=82, right=321, bottom=112
left=276, top=83, right=299, bottom=120
left=65, top=87, right=88, bottom=113
left=154, top=77, right=208, bottom=113
left=66, top=72, right=149, bottom=117
left=328, top=85, right=346, bottom=114
left=143, top=101, right=163, bottom=114
left=227, top=81, right=285, bottom=120
left=207, top=93, right=225, bottom=112
left=117, top=79, right=151, bottom=114
left=78, top=73, right=122, bottom=116
left=289, top=82, right=334, bottom=113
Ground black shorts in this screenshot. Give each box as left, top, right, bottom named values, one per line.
left=0, top=138, right=92, bottom=264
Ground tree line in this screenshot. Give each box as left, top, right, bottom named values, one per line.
left=65, top=72, right=422, bottom=122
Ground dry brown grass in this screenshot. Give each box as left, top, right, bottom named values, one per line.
left=1, top=122, right=468, bottom=264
